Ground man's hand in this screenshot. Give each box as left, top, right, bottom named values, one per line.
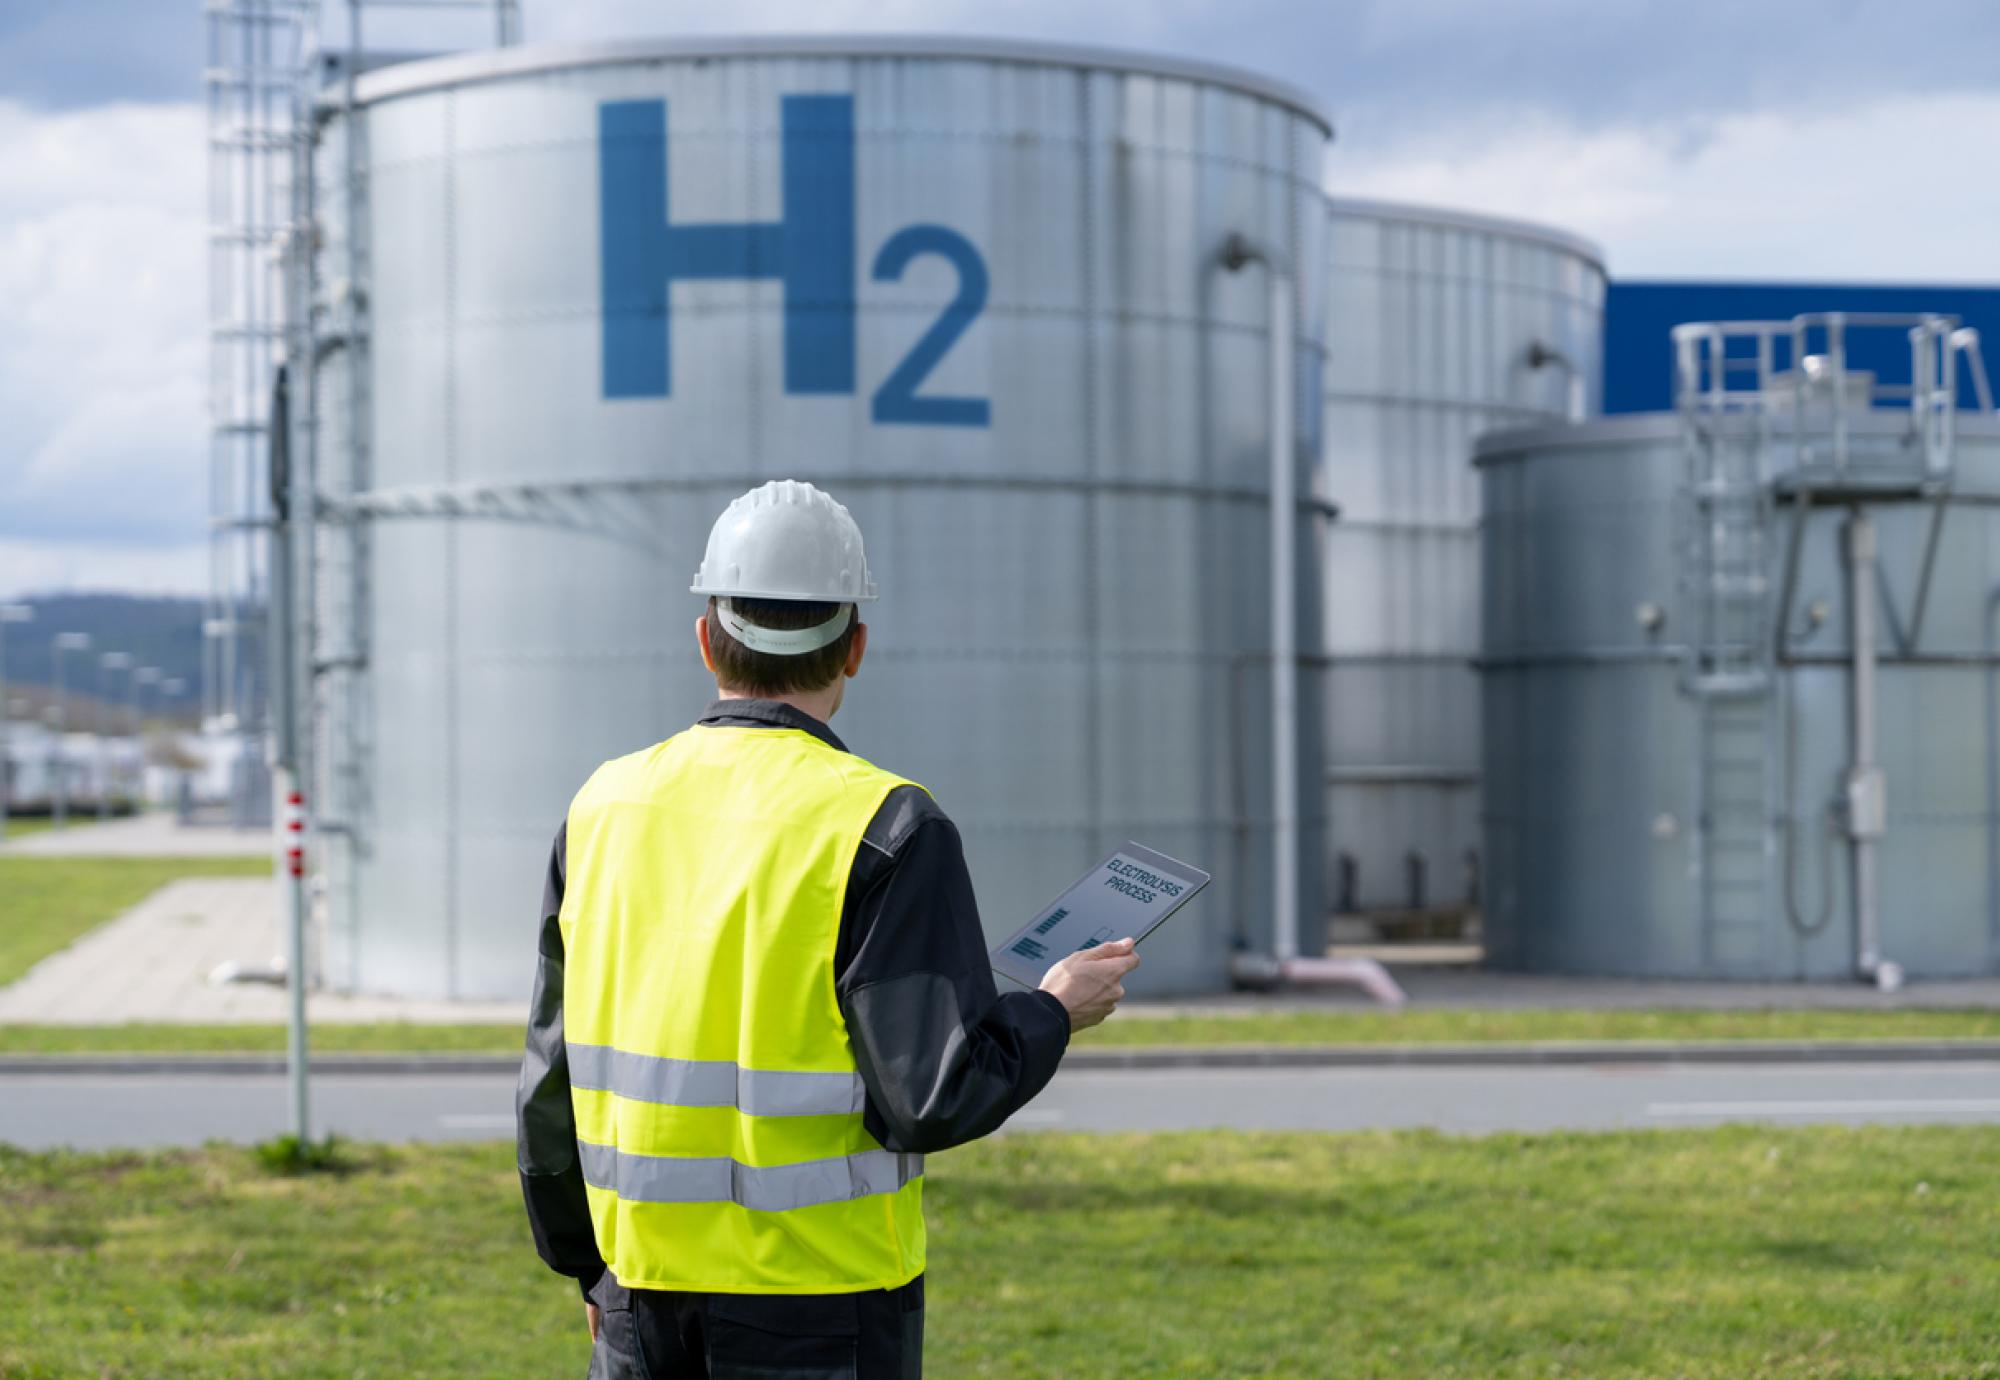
left=1039, top=938, right=1141, bottom=1032
left=585, top=1301, right=602, bottom=1342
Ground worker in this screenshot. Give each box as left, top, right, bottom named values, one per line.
left=517, top=479, right=1141, bottom=1378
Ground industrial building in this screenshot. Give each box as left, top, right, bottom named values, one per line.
left=206, top=8, right=1999, bottom=998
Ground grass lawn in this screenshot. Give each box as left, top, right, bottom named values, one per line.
left=0, top=855, right=271, bottom=988
left=0, top=817, right=56, bottom=842
left=5, top=1006, right=2000, bottom=1056
left=1, top=1126, right=1996, bottom=1377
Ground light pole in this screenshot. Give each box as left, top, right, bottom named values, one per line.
left=98, top=652, right=131, bottom=821
left=133, top=667, right=160, bottom=811
left=160, top=678, right=189, bottom=821
left=133, top=667, right=158, bottom=728
left=51, top=633, right=90, bottom=829
left=0, top=604, right=34, bottom=842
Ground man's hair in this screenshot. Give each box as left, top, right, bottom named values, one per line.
left=706, top=596, right=858, bottom=697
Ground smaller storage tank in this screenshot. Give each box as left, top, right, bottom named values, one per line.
left=1319, top=199, right=1604, bottom=930
left=1479, top=314, right=2000, bottom=979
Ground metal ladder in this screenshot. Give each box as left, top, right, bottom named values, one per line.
left=1673, top=325, right=1780, bottom=970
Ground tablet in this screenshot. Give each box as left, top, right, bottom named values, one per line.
left=989, top=842, right=1211, bottom=989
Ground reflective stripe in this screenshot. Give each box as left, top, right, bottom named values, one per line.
left=569, top=1043, right=867, bottom=1118
left=579, top=1140, right=922, bottom=1213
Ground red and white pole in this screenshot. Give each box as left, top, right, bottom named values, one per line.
left=282, top=785, right=305, bottom=878
left=274, top=766, right=311, bottom=1142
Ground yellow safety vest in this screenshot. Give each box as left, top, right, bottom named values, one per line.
left=559, top=723, right=925, bottom=1294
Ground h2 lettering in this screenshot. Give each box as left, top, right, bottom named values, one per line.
left=599, top=95, right=990, bottom=427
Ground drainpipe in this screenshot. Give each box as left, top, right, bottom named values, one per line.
left=1219, top=233, right=1300, bottom=967
left=1219, top=232, right=1402, bottom=1007
left=1843, top=511, right=1898, bottom=991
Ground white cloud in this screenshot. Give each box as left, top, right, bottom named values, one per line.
left=530, top=0, right=1193, bottom=46
left=1330, top=90, right=2000, bottom=282
left=1, top=44, right=1997, bottom=606
left=0, top=537, right=207, bottom=600
left=0, top=99, right=208, bottom=590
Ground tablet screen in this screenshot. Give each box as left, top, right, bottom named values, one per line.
left=989, top=842, right=1211, bottom=988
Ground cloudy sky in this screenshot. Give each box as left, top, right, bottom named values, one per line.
left=2, top=0, right=1996, bottom=598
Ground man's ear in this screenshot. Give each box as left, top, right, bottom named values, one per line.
left=696, top=615, right=717, bottom=675
left=845, top=620, right=868, bottom=679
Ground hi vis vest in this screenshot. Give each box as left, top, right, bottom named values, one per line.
left=559, top=724, right=925, bottom=1294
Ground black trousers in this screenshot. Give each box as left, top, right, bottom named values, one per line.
left=587, top=1272, right=924, bottom=1380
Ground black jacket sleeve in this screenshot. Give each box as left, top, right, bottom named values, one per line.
left=835, top=787, right=1072, bottom=1155
left=515, top=821, right=606, bottom=1302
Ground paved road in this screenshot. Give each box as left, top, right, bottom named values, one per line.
left=5, top=1061, right=2000, bottom=1150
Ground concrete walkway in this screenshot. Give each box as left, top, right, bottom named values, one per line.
left=0, top=813, right=268, bottom=858
left=0, top=878, right=522, bottom=1025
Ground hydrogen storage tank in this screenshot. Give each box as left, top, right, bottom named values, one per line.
left=1478, top=315, right=2000, bottom=978
left=1319, top=198, right=1604, bottom=929
left=303, top=37, right=1332, bottom=998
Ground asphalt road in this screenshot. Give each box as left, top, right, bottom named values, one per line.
left=5, top=1061, right=2000, bottom=1150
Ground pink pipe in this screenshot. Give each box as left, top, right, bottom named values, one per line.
left=1229, top=953, right=1406, bottom=1007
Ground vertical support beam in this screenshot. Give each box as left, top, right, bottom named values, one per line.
left=1844, top=510, right=1889, bottom=984
left=270, top=364, right=310, bottom=1143
left=278, top=770, right=311, bottom=1142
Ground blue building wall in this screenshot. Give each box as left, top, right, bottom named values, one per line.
left=1604, top=281, right=2000, bottom=414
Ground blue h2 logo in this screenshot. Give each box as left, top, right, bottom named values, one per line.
left=600, top=95, right=990, bottom=427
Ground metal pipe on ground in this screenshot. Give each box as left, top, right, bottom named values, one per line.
left=1228, top=951, right=1407, bottom=1006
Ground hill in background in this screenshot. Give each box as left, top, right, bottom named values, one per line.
left=2, top=593, right=208, bottom=724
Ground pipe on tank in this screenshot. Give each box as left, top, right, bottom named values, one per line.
left=1219, top=232, right=1300, bottom=965
left=1220, top=233, right=1403, bottom=1007
left=1843, top=510, right=1898, bottom=991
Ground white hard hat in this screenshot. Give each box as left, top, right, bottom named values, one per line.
left=692, top=481, right=876, bottom=657
left=691, top=480, right=877, bottom=603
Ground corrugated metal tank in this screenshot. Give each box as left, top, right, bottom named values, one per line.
left=1319, top=199, right=1604, bottom=921
left=308, top=38, right=1332, bottom=999
left=1478, top=407, right=2000, bottom=978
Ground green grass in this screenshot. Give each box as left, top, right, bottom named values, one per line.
left=1, top=1127, right=1996, bottom=1377
left=0, top=855, right=271, bottom=987
left=0, top=817, right=56, bottom=842
left=0, top=1023, right=519, bottom=1055
left=5, top=1006, right=2000, bottom=1056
